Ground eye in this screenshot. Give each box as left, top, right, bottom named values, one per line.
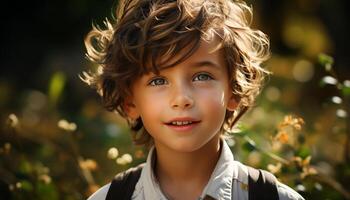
left=193, top=73, right=213, bottom=81
left=149, top=77, right=167, bottom=86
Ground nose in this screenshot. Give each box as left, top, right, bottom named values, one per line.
left=170, top=83, right=194, bottom=110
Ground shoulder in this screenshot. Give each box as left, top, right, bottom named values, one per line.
left=233, top=161, right=304, bottom=200
left=88, top=164, right=145, bottom=200
left=87, top=183, right=110, bottom=200
left=277, top=182, right=305, bottom=200
left=246, top=166, right=304, bottom=200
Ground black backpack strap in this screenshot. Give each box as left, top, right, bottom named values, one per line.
left=247, top=166, right=279, bottom=200
left=105, top=163, right=144, bottom=200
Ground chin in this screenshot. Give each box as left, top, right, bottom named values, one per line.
left=170, top=140, right=207, bottom=153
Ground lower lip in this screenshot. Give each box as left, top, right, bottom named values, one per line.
left=165, top=122, right=200, bottom=132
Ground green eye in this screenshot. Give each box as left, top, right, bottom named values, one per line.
left=194, top=73, right=213, bottom=81
left=149, top=78, right=167, bottom=86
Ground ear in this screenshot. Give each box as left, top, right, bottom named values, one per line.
left=227, top=93, right=240, bottom=111
left=123, top=96, right=140, bottom=120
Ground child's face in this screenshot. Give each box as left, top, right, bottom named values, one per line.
left=125, top=39, right=238, bottom=153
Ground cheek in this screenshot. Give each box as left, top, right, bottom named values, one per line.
left=197, top=86, right=229, bottom=124
left=135, top=91, right=166, bottom=119
left=197, top=86, right=229, bottom=109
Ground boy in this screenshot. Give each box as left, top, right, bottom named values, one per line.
left=83, top=0, right=305, bottom=199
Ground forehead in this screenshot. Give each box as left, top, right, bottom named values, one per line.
left=186, top=39, right=224, bottom=63
left=146, top=38, right=225, bottom=74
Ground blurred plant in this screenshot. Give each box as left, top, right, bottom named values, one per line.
left=318, top=53, right=350, bottom=162
left=48, top=72, right=66, bottom=108
left=273, top=115, right=305, bottom=147
left=226, top=53, right=350, bottom=199
left=229, top=111, right=350, bottom=199
left=0, top=100, right=144, bottom=200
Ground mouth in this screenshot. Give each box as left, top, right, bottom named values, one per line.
left=165, top=120, right=200, bottom=126
left=165, top=117, right=201, bottom=125
left=164, top=118, right=201, bottom=131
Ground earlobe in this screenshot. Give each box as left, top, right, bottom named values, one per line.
left=123, top=97, right=140, bottom=119
left=227, top=94, right=240, bottom=111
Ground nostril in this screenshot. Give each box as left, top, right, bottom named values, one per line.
left=170, top=94, right=194, bottom=109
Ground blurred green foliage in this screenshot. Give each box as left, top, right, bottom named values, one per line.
left=1, top=0, right=350, bottom=199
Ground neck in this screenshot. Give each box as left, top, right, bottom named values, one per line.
left=153, top=134, right=222, bottom=199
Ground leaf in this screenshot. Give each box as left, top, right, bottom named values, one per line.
left=48, top=71, right=66, bottom=106
left=19, top=180, right=33, bottom=192
left=296, top=146, right=311, bottom=159
left=36, top=182, right=59, bottom=200
left=242, top=136, right=256, bottom=152
left=243, top=142, right=256, bottom=152
left=342, top=80, right=350, bottom=97
left=18, top=160, right=33, bottom=174
left=318, top=53, right=334, bottom=71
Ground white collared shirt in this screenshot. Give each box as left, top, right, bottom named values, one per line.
left=88, top=140, right=304, bottom=200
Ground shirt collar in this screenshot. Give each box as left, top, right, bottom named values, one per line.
left=200, top=139, right=235, bottom=200
left=138, top=138, right=236, bottom=200
left=139, top=146, right=167, bottom=200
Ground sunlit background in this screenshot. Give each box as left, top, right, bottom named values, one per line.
left=1, top=0, right=349, bottom=199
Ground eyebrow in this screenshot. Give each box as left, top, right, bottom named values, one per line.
left=192, top=61, right=221, bottom=69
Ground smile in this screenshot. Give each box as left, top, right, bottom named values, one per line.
left=165, top=120, right=200, bottom=132
left=170, top=121, right=194, bottom=125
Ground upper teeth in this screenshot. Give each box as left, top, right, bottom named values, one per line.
left=171, top=121, right=193, bottom=125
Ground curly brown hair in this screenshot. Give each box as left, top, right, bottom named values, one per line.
left=82, top=0, right=271, bottom=146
